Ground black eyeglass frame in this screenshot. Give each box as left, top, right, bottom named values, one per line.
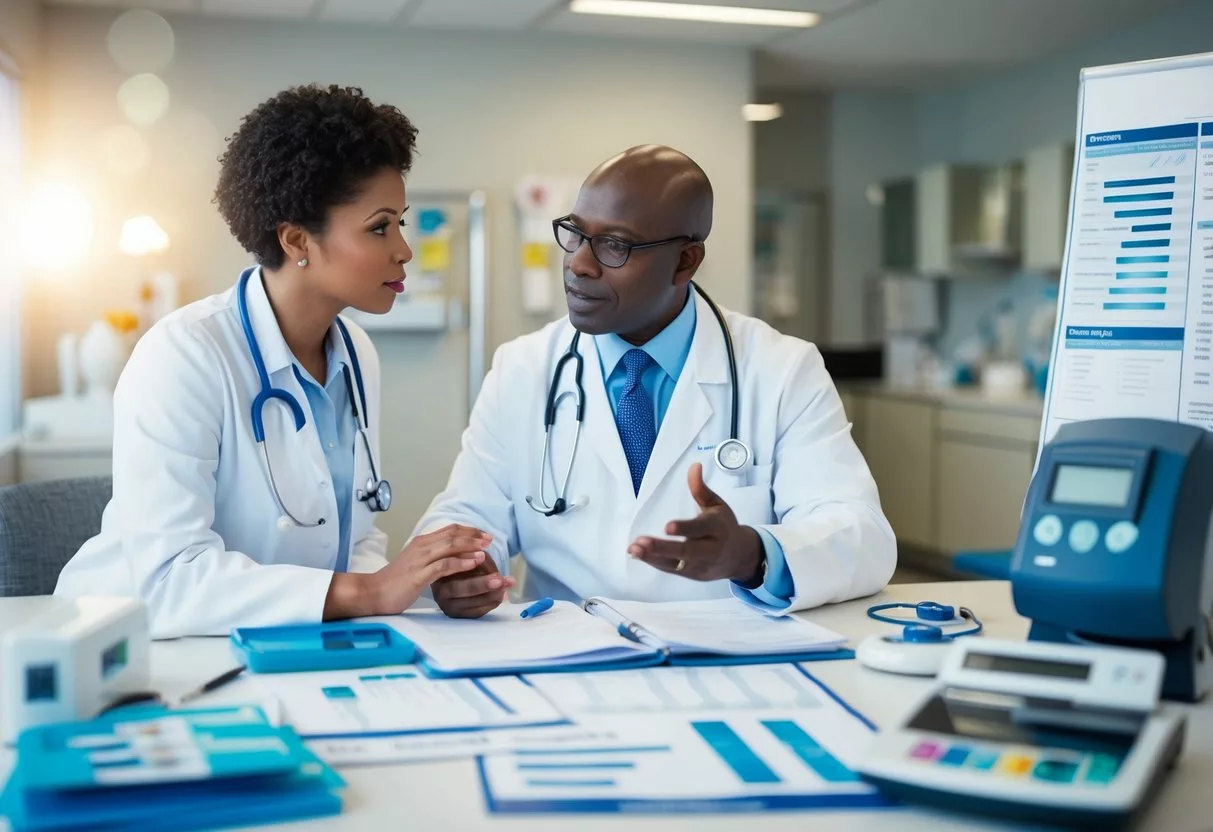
left=552, top=215, right=697, bottom=268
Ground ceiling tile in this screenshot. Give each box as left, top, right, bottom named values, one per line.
left=764, top=0, right=1192, bottom=75
left=408, top=0, right=556, bottom=29
left=199, top=0, right=316, bottom=19
left=319, top=0, right=411, bottom=23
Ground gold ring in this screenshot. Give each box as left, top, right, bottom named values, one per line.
left=675, top=559, right=686, bottom=572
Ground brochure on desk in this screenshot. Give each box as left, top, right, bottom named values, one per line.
left=477, top=664, right=891, bottom=814
left=391, top=597, right=854, bottom=679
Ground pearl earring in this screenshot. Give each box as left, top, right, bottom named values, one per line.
left=297, top=258, right=308, bottom=268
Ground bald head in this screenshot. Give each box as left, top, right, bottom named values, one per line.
left=562, top=145, right=713, bottom=342
left=583, top=145, right=713, bottom=242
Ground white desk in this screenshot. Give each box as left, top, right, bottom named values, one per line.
left=2, top=582, right=1209, bottom=831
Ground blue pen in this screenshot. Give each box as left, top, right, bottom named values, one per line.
left=520, top=597, right=555, bottom=619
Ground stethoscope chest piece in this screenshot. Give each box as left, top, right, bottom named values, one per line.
left=714, top=438, right=751, bottom=473
left=360, top=477, right=392, bottom=513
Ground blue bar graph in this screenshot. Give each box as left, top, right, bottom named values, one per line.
left=514, top=746, right=670, bottom=756
left=1114, top=207, right=1172, bottom=218
left=692, top=721, right=781, bottom=784
left=518, top=763, right=636, bottom=770
left=1104, top=192, right=1174, bottom=203
left=526, top=779, right=617, bottom=787
left=1121, top=239, right=1169, bottom=249
left=1115, top=272, right=1167, bottom=279
left=762, top=720, right=858, bottom=783
left=1104, top=302, right=1166, bottom=310
left=1105, top=176, right=1175, bottom=188
left=1109, top=287, right=1166, bottom=295
left=1130, top=223, right=1171, bottom=233
left=1117, top=255, right=1169, bottom=264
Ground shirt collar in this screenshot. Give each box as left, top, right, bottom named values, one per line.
left=236, top=265, right=350, bottom=385
left=595, top=288, right=697, bottom=382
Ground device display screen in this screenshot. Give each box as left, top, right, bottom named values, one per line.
left=908, top=689, right=1136, bottom=759
left=963, top=652, right=1091, bottom=680
left=1049, top=464, right=1135, bottom=508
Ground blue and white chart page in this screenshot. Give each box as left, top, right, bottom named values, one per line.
left=1043, top=57, right=1213, bottom=442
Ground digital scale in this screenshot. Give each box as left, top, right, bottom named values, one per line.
left=855, top=638, right=1185, bottom=829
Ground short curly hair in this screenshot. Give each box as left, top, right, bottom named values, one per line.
left=214, top=84, right=418, bottom=269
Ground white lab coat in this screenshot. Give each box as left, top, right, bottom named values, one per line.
left=415, top=290, right=896, bottom=613
left=55, top=269, right=389, bottom=638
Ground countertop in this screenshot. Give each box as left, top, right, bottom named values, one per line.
left=837, top=380, right=1044, bottom=418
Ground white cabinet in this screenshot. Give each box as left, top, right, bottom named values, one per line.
left=934, top=408, right=1038, bottom=553
left=860, top=396, right=935, bottom=549
left=1024, top=143, right=1075, bottom=274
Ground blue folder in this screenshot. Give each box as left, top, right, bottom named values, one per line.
left=0, top=706, right=345, bottom=832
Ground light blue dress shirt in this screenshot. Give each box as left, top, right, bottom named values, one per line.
left=292, top=332, right=356, bottom=573
left=594, top=291, right=794, bottom=609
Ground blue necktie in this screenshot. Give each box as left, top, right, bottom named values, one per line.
left=615, top=349, right=657, bottom=495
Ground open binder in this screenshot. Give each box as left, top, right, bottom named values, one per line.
left=391, top=597, right=853, bottom=678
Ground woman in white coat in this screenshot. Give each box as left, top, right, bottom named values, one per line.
left=419, top=145, right=896, bottom=618
left=55, top=85, right=491, bottom=638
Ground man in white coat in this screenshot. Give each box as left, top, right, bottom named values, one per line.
left=416, top=145, right=896, bottom=618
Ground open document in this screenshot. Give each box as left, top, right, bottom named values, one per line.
left=479, top=665, right=886, bottom=813
left=250, top=666, right=565, bottom=739
left=390, top=598, right=850, bottom=678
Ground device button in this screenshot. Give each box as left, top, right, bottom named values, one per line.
left=1084, top=754, right=1120, bottom=785
left=1033, top=759, right=1078, bottom=784
left=1105, top=521, right=1139, bottom=554
left=909, top=741, right=941, bottom=761
left=1068, top=520, right=1100, bottom=554
left=938, top=746, right=970, bottom=766
left=1033, top=514, right=1063, bottom=547
left=967, top=750, right=999, bottom=771
left=1001, top=754, right=1034, bottom=777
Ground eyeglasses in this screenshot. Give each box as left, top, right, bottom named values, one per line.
left=552, top=216, right=693, bottom=268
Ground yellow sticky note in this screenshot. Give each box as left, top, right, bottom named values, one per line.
left=522, top=242, right=550, bottom=269
left=419, top=238, right=450, bottom=272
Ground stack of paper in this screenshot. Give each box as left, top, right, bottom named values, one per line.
left=0, top=706, right=344, bottom=831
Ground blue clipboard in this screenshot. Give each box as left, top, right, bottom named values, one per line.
left=230, top=622, right=417, bottom=673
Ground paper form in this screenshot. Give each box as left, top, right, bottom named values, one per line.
left=523, top=665, right=829, bottom=714
left=479, top=669, right=884, bottom=812
left=306, top=722, right=662, bottom=767
left=585, top=597, right=847, bottom=655
left=251, top=666, right=565, bottom=739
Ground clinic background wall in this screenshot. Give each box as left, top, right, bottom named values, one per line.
left=754, top=0, right=1213, bottom=347
left=24, top=6, right=752, bottom=548
left=917, top=0, right=1213, bottom=353
left=0, top=0, right=41, bottom=71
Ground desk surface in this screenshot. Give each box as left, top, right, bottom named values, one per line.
left=2, top=582, right=1209, bottom=832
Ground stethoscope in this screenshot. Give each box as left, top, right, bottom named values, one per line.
left=525, top=281, right=750, bottom=517
left=237, top=268, right=391, bottom=531
left=866, top=601, right=984, bottom=643
left=857, top=601, right=984, bottom=677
